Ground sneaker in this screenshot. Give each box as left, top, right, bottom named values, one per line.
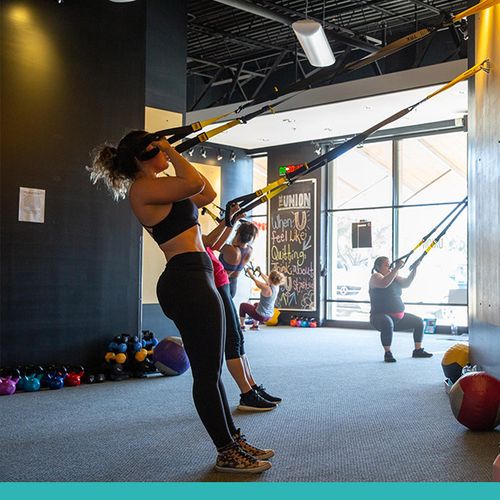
left=254, top=384, right=282, bottom=403
left=215, top=443, right=271, bottom=473
left=412, top=348, right=433, bottom=358
left=384, top=351, right=396, bottom=363
left=250, top=325, right=260, bottom=330
left=233, top=429, right=274, bottom=460
left=238, top=389, right=276, bottom=412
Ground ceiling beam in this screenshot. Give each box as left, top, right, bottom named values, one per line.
left=187, top=56, right=265, bottom=79
left=189, top=66, right=225, bottom=111
left=213, top=0, right=380, bottom=54
left=405, top=0, right=442, bottom=15
left=188, top=21, right=291, bottom=53
left=251, top=50, right=286, bottom=99
left=258, top=0, right=382, bottom=50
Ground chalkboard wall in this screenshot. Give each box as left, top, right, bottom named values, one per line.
left=267, top=142, right=326, bottom=324
left=269, top=179, right=317, bottom=311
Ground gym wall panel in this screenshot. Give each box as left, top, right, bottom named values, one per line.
left=146, top=0, right=186, bottom=111
left=468, top=4, right=500, bottom=378
left=0, top=0, right=147, bottom=368
left=0, top=0, right=189, bottom=366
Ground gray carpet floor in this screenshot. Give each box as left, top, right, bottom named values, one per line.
left=1, top=327, right=498, bottom=482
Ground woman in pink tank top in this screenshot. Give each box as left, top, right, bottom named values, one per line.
left=203, top=206, right=281, bottom=412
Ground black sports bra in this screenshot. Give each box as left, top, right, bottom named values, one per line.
left=144, top=198, right=199, bottom=245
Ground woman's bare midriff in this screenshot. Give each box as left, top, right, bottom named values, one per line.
left=156, top=225, right=206, bottom=261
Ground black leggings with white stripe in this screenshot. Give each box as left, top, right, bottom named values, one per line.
left=156, top=252, right=237, bottom=449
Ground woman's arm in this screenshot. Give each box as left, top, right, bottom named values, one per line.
left=398, top=262, right=419, bottom=288
left=202, top=219, right=229, bottom=249
left=130, top=140, right=205, bottom=205
left=369, top=260, right=404, bottom=288
left=190, top=171, right=217, bottom=208
left=247, top=269, right=270, bottom=293
left=203, top=203, right=245, bottom=251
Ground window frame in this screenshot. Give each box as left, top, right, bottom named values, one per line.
left=324, top=124, right=468, bottom=331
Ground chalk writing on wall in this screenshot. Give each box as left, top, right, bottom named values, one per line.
left=269, top=179, right=316, bottom=311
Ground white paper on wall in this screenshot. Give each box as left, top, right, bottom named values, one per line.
left=18, top=187, right=45, bottom=223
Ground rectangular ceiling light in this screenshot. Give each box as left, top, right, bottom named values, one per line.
left=292, top=19, right=335, bottom=67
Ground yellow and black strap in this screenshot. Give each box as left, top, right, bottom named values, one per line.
left=224, top=61, right=487, bottom=226
left=394, top=196, right=468, bottom=267
left=408, top=199, right=468, bottom=270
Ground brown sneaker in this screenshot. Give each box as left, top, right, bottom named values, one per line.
left=234, top=429, right=275, bottom=459
left=215, top=443, right=271, bottom=473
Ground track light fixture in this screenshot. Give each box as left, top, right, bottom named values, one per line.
left=314, top=143, right=322, bottom=155
left=217, top=149, right=223, bottom=161
left=200, top=147, right=207, bottom=159
left=188, top=149, right=194, bottom=157
left=230, top=151, right=236, bottom=163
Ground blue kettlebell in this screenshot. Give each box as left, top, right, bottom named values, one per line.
left=48, top=373, right=65, bottom=390
left=24, top=374, right=41, bottom=392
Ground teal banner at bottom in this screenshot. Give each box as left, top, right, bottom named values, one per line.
left=1, top=482, right=499, bottom=500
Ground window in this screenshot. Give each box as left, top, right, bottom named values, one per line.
left=399, top=133, right=467, bottom=205
left=327, top=130, right=468, bottom=327
left=330, top=142, right=392, bottom=210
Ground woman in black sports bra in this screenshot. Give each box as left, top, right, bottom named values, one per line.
left=89, top=130, right=272, bottom=474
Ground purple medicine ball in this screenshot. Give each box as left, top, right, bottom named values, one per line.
left=152, top=336, right=190, bottom=376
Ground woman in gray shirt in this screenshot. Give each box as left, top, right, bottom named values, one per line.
left=239, top=270, right=284, bottom=331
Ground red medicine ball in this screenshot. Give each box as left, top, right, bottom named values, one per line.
left=448, top=371, right=500, bottom=431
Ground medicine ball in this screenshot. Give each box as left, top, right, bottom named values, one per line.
left=152, top=336, right=190, bottom=376
left=448, top=371, right=500, bottom=431
left=441, top=343, right=469, bottom=383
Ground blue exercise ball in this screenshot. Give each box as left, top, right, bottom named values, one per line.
left=152, top=336, right=190, bottom=376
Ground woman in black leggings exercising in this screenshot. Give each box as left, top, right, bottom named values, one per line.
left=89, top=130, right=272, bottom=473
left=369, top=256, right=433, bottom=363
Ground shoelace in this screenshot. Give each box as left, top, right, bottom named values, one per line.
left=223, top=447, right=257, bottom=466
left=237, top=435, right=262, bottom=455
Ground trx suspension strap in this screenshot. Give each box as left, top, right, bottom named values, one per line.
left=224, top=60, right=489, bottom=226
left=408, top=199, right=468, bottom=271
left=201, top=206, right=223, bottom=224
left=393, top=196, right=468, bottom=266
left=133, top=110, right=235, bottom=159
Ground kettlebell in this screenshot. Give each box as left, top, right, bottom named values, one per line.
left=24, top=374, right=41, bottom=392
left=0, top=369, right=20, bottom=396
left=65, top=365, right=84, bottom=387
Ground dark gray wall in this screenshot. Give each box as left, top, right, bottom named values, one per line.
left=0, top=0, right=176, bottom=369
left=146, top=0, right=186, bottom=111
left=467, top=11, right=500, bottom=378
